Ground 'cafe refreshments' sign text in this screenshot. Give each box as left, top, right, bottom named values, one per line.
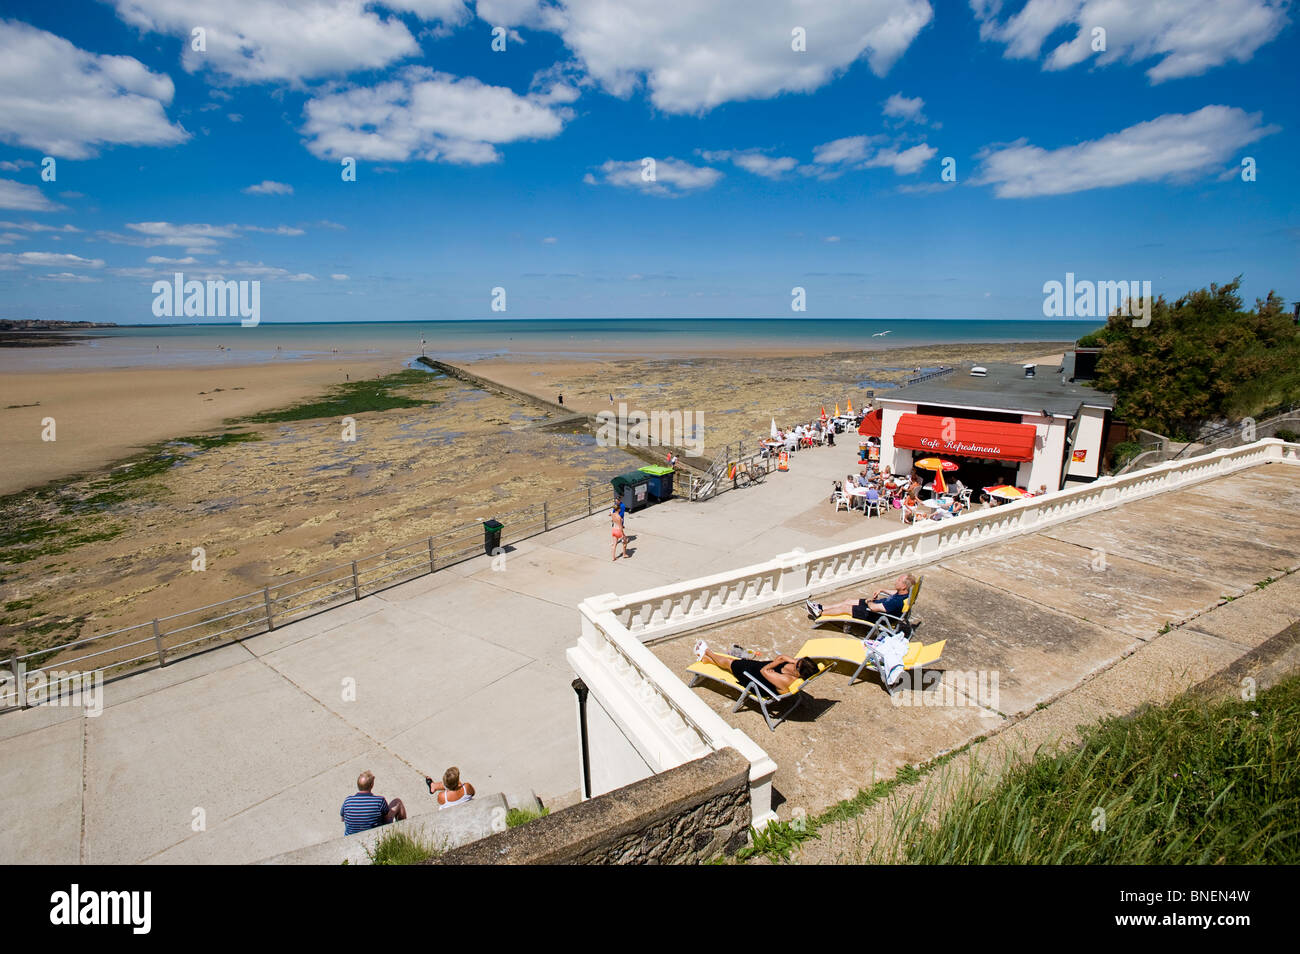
left=920, top=436, right=1004, bottom=457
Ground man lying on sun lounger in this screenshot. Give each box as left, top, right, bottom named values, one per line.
left=805, top=573, right=915, bottom=624
left=694, top=641, right=819, bottom=695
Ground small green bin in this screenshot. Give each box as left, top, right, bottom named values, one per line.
left=483, top=519, right=504, bottom=555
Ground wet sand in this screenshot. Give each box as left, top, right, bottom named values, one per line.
left=0, top=358, right=394, bottom=496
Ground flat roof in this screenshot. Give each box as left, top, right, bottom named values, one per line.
left=877, top=362, right=1115, bottom=417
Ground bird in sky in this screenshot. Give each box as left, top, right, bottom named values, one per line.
left=872, top=330, right=892, bottom=337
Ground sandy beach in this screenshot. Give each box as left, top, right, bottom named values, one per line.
left=0, top=358, right=394, bottom=495
left=1, top=338, right=1072, bottom=663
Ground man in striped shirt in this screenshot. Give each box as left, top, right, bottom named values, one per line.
left=341, top=770, right=407, bottom=835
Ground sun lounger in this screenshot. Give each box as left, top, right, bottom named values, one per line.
left=796, top=636, right=947, bottom=688
left=814, top=576, right=924, bottom=640
left=686, top=655, right=831, bottom=731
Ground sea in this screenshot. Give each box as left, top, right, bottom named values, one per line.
left=5, top=318, right=1104, bottom=371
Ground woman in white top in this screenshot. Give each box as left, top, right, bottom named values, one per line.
left=426, top=766, right=475, bottom=809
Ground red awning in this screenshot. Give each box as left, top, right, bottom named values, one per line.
left=857, top=409, right=883, bottom=437
left=892, top=413, right=1036, bottom=463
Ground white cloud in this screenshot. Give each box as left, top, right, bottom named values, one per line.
left=37, top=272, right=99, bottom=282
left=108, top=0, right=467, bottom=84
left=0, top=179, right=63, bottom=212
left=541, top=236, right=557, bottom=244
left=813, top=136, right=875, bottom=165
left=120, top=221, right=239, bottom=249
left=703, top=150, right=799, bottom=179
left=0, top=159, right=34, bottom=171
left=0, top=251, right=105, bottom=268
left=302, top=67, right=568, bottom=164
left=243, top=224, right=305, bottom=235
left=972, top=0, right=1290, bottom=83
left=0, top=220, right=79, bottom=232
left=864, top=142, right=936, bottom=174
left=586, top=158, right=723, bottom=196
left=546, top=0, right=932, bottom=113
left=972, top=105, right=1278, bottom=198
left=0, top=20, right=187, bottom=158
left=243, top=180, right=294, bottom=195
left=330, top=273, right=349, bottom=280
left=882, top=92, right=926, bottom=123
left=146, top=255, right=199, bottom=264
left=824, top=235, right=841, bottom=243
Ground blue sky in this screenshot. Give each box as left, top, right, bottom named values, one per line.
left=0, top=0, right=1296, bottom=323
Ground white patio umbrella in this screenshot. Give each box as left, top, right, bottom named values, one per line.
left=770, top=418, right=778, bottom=439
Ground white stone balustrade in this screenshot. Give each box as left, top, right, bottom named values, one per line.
left=569, top=439, right=1297, bottom=828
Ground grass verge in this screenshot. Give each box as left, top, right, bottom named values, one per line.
left=871, top=674, right=1300, bottom=864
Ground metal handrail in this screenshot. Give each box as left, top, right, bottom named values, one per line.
left=1, top=472, right=667, bottom=709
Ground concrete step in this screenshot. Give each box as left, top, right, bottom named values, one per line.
left=255, top=792, right=509, bottom=865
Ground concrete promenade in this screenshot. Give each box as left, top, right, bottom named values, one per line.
left=3, top=438, right=1295, bottom=864
left=0, top=440, right=874, bottom=864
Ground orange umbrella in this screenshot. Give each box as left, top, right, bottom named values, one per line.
left=933, top=466, right=947, bottom=495
left=834, top=403, right=841, bottom=416
left=846, top=398, right=854, bottom=415
left=914, top=457, right=959, bottom=472
left=820, top=405, right=828, bottom=421
left=985, top=485, right=1025, bottom=501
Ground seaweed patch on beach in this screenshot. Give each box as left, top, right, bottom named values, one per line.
left=232, top=368, right=443, bottom=424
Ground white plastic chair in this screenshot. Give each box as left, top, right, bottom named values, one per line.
left=833, top=492, right=850, bottom=512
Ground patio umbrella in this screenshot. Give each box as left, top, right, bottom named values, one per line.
left=914, top=457, right=959, bottom=472
left=820, top=405, right=827, bottom=421
left=770, top=418, right=778, bottom=439
left=985, top=485, right=1026, bottom=501
left=834, top=403, right=841, bottom=417
left=846, top=398, right=854, bottom=415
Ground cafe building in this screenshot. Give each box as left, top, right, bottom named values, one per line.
left=867, top=362, right=1116, bottom=493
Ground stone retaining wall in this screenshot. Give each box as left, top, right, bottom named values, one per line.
left=429, top=747, right=751, bottom=865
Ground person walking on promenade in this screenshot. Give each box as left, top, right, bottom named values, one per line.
left=611, top=504, right=629, bottom=561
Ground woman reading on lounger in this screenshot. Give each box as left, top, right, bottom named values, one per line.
left=693, top=641, right=818, bottom=694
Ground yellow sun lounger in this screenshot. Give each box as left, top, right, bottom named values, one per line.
left=687, top=655, right=831, bottom=731
left=797, top=636, right=947, bottom=688
left=814, top=576, right=924, bottom=641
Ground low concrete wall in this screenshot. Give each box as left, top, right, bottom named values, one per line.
left=258, top=793, right=508, bottom=865
left=429, top=748, right=751, bottom=865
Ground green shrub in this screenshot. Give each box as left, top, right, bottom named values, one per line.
left=1109, top=440, right=1144, bottom=471
left=1276, top=428, right=1299, bottom=443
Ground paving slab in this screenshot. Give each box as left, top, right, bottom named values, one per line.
left=82, top=659, right=372, bottom=864
left=146, top=746, right=422, bottom=864
left=0, top=715, right=83, bottom=865
left=258, top=602, right=532, bottom=744
left=939, top=533, right=1227, bottom=640
left=385, top=657, right=579, bottom=804
left=1183, top=573, right=1300, bottom=647
left=1042, top=504, right=1294, bottom=589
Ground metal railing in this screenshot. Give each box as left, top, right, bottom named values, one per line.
left=2, top=478, right=621, bottom=711
left=4, top=422, right=843, bottom=708
left=904, top=366, right=956, bottom=386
